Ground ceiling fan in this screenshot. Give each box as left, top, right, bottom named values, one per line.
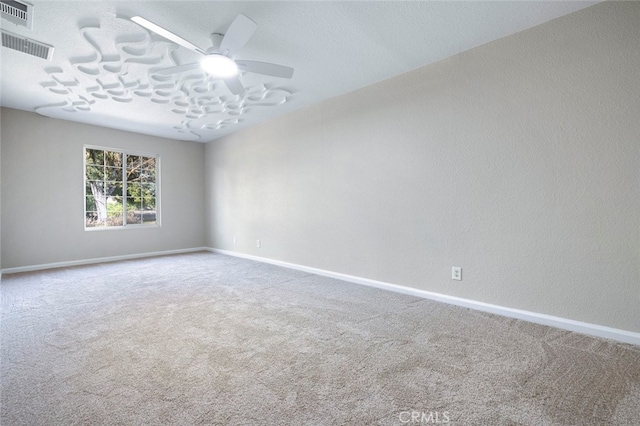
left=130, top=14, right=294, bottom=96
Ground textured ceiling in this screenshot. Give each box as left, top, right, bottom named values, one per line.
left=0, top=1, right=599, bottom=143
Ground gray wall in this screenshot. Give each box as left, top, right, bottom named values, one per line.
left=205, top=2, right=640, bottom=332
left=0, top=109, right=3, bottom=273
left=1, top=108, right=206, bottom=268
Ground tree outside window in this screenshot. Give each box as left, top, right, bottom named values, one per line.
left=85, top=147, right=158, bottom=229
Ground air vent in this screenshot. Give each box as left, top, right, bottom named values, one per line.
left=0, top=0, right=33, bottom=29
left=1, top=30, right=53, bottom=60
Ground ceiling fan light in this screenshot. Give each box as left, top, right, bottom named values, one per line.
left=200, top=54, right=238, bottom=77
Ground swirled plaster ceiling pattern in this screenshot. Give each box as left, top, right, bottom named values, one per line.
left=0, top=1, right=599, bottom=143
left=35, top=17, right=292, bottom=141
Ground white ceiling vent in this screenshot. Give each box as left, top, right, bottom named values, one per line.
left=1, top=29, right=53, bottom=60
left=1, top=0, right=33, bottom=30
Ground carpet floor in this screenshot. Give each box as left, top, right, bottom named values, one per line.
left=1, top=252, right=639, bottom=425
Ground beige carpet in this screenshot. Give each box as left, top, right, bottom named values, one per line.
left=1, top=252, right=639, bottom=425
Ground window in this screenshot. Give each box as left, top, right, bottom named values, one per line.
left=84, top=147, right=159, bottom=229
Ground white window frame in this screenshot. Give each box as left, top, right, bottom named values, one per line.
left=83, top=145, right=161, bottom=231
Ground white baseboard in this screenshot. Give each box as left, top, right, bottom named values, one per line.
left=1, top=247, right=209, bottom=275
left=208, top=248, right=640, bottom=346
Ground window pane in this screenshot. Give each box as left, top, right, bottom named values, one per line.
left=86, top=196, right=96, bottom=212
left=107, top=212, right=123, bottom=226
left=142, top=211, right=156, bottom=224
left=105, top=151, right=123, bottom=168
left=127, top=168, right=141, bottom=183
left=105, top=196, right=123, bottom=226
left=141, top=167, right=156, bottom=182
left=126, top=212, right=142, bottom=225
left=87, top=180, right=106, bottom=193
left=141, top=183, right=155, bottom=197
left=127, top=155, right=141, bottom=170
left=86, top=165, right=104, bottom=181
left=141, top=157, right=155, bottom=170
left=127, top=197, right=141, bottom=210
left=106, top=166, right=122, bottom=181
left=142, top=196, right=155, bottom=210
left=141, top=194, right=154, bottom=207
left=108, top=195, right=123, bottom=207
left=86, top=149, right=104, bottom=166
left=107, top=182, right=123, bottom=197
left=85, top=212, right=103, bottom=228
left=127, top=183, right=142, bottom=198
left=127, top=197, right=141, bottom=226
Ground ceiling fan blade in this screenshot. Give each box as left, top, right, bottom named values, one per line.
left=224, top=77, right=245, bottom=96
left=235, top=60, right=294, bottom=79
left=131, top=16, right=206, bottom=55
left=219, top=14, right=257, bottom=56
left=154, top=63, right=200, bottom=75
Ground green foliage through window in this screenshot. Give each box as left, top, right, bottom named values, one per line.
left=85, top=147, right=159, bottom=228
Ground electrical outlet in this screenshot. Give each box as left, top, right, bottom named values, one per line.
left=256, top=239, right=261, bottom=248
left=452, top=267, right=462, bottom=281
